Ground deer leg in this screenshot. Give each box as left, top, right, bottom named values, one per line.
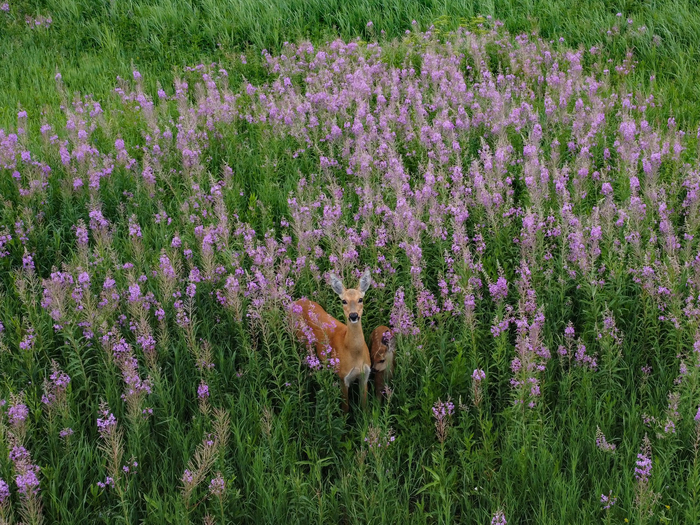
left=374, top=371, right=384, bottom=400
left=360, top=365, right=371, bottom=408
left=341, top=381, right=349, bottom=413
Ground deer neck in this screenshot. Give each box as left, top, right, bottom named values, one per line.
left=344, top=318, right=365, bottom=353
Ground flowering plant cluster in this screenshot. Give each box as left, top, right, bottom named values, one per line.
left=432, top=399, right=454, bottom=443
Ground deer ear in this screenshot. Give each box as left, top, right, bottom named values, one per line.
left=330, top=274, right=345, bottom=296
left=358, top=269, right=372, bottom=293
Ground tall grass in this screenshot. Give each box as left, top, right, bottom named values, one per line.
left=2, top=0, right=700, bottom=126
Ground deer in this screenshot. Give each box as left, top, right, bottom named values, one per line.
left=292, top=269, right=373, bottom=413
left=369, top=325, right=396, bottom=400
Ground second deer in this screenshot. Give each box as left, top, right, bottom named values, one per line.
left=369, top=326, right=396, bottom=400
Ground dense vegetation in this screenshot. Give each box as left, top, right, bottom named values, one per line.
left=3, top=0, right=700, bottom=127
left=2, top=3, right=700, bottom=524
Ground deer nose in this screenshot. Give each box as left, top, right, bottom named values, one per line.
left=349, top=312, right=359, bottom=322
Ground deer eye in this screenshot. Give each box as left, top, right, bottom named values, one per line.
left=378, top=359, right=385, bottom=363
left=342, top=300, right=347, bottom=305
left=358, top=298, right=363, bottom=303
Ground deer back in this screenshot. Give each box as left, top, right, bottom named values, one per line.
left=293, top=298, right=347, bottom=357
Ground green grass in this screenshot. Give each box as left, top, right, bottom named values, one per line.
left=2, top=0, right=700, bottom=127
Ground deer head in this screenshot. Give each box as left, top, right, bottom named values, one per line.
left=329, top=269, right=372, bottom=324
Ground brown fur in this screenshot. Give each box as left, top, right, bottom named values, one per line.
left=292, top=270, right=372, bottom=412
left=369, top=325, right=396, bottom=400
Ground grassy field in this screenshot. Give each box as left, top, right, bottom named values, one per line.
left=2, top=2, right=700, bottom=525
left=2, top=0, right=700, bottom=127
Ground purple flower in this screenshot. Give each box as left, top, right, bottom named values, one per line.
left=635, top=438, right=652, bottom=483
left=635, top=453, right=652, bottom=481
left=600, top=491, right=617, bottom=510
left=22, top=252, right=35, bottom=271
left=9, top=445, right=40, bottom=496
left=51, top=368, right=72, bottom=389
left=128, top=283, right=141, bottom=302
left=472, top=369, right=486, bottom=382
left=97, top=477, right=115, bottom=489
left=97, top=410, right=117, bottom=439
left=574, top=343, right=597, bottom=370
left=432, top=399, right=454, bottom=443
left=364, top=426, right=395, bottom=450
left=43, top=362, right=71, bottom=409
left=209, top=473, right=225, bottom=497
left=89, top=209, right=109, bottom=231
left=0, top=478, right=9, bottom=504
left=564, top=324, right=575, bottom=339
left=304, top=352, right=322, bottom=371
left=8, top=400, right=28, bottom=426
left=491, top=510, right=507, bottom=525
left=19, top=327, right=36, bottom=351
left=595, top=426, right=616, bottom=452
left=136, top=334, right=156, bottom=354
left=489, top=276, right=508, bottom=302
left=389, top=287, right=419, bottom=336
left=197, top=382, right=209, bottom=399
left=159, top=253, right=176, bottom=280
left=16, top=469, right=40, bottom=496
left=128, top=216, right=142, bottom=238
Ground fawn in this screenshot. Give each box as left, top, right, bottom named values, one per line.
left=292, top=269, right=372, bottom=412
left=369, top=326, right=396, bottom=400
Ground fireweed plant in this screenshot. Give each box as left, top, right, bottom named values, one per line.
left=1, top=20, right=700, bottom=524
